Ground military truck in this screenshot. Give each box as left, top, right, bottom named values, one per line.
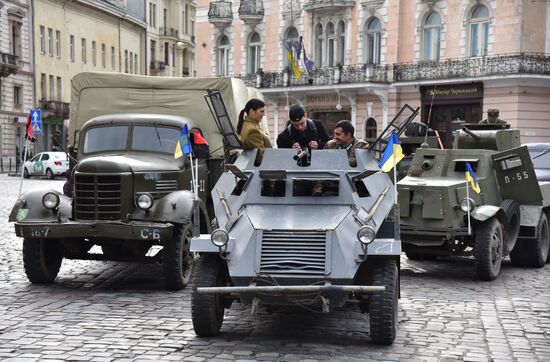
left=398, top=123, right=550, bottom=280
left=8, top=73, right=266, bottom=290
left=190, top=92, right=401, bottom=345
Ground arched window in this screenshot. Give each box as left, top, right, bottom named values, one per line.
left=326, top=22, right=335, bottom=67
left=469, top=5, right=490, bottom=57
left=284, top=27, right=299, bottom=67
left=364, top=117, right=377, bottom=139
left=365, top=18, right=381, bottom=64
left=247, top=32, right=261, bottom=74
left=217, top=35, right=230, bottom=76
left=422, top=11, right=441, bottom=61
left=315, top=23, right=323, bottom=67
left=338, top=21, right=346, bottom=65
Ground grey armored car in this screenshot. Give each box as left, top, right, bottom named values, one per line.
left=190, top=93, right=401, bottom=344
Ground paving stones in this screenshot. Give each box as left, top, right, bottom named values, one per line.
left=1, top=175, right=550, bottom=360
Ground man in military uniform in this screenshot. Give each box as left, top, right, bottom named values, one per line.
left=480, top=109, right=507, bottom=125
left=325, top=120, right=368, bottom=166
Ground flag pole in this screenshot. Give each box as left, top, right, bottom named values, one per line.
left=18, top=138, right=30, bottom=197
left=466, top=180, right=471, bottom=235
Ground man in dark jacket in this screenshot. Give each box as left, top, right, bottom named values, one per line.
left=277, top=104, right=331, bottom=150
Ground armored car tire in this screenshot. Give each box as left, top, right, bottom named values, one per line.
left=163, top=223, right=194, bottom=291
left=369, top=258, right=398, bottom=345
left=474, top=218, right=504, bottom=281
left=22, top=238, right=63, bottom=283
left=525, top=212, right=549, bottom=268
left=191, top=254, right=226, bottom=337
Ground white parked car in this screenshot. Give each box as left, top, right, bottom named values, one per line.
left=23, top=151, right=69, bottom=179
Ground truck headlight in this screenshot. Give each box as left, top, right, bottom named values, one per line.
left=136, top=193, right=154, bottom=210
left=211, top=228, right=229, bottom=247
left=459, top=198, right=476, bottom=212
left=42, top=192, right=60, bottom=209
left=357, top=225, right=376, bottom=245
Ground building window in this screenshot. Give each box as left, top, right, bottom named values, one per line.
left=164, top=42, right=169, bottom=65
left=56, top=77, right=62, bottom=101
left=14, top=86, right=21, bottom=107
left=49, top=75, right=54, bottom=100
left=124, top=50, right=128, bottom=73
left=40, top=26, right=45, bottom=54
left=101, top=43, right=106, bottom=68
left=135, top=54, right=138, bottom=74
left=111, top=46, right=116, bottom=69
left=56, top=31, right=61, bottom=57
left=40, top=73, right=46, bottom=100
left=69, top=35, right=75, bottom=62
left=81, top=38, right=87, bottom=64
left=326, top=22, right=335, bottom=67
left=315, top=24, right=323, bottom=67
left=469, top=5, right=490, bottom=57
left=92, top=41, right=97, bottom=66
left=150, top=40, right=156, bottom=63
left=338, top=21, right=346, bottom=65
left=422, top=11, right=441, bottom=61
left=10, top=19, right=22, bottom=57
left=365, top=18, right=381, bottom=64
left=48, top=28, right=53, bottom=56
left=164, top=8, right=167, bottom=28
left=149, top=2, right=157, bottom=28
left=247, top=32, right=261, bottom=74
left=285, top=27, right=299, bottom=68
left=184, top=4, right=189, bottom=34
left=130, top=51, right=134, bottom=73
left=217, top=35, right=230, bottom=76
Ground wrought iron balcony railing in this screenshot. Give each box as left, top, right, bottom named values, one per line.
left=238, top=0, right=264, bottom=25
left=40, top=100, right=70, bottom=118
left=303, top=0, right=356, bottom=12
left=159, top=27, right=179, bottom=38
left=208, top=1, right=233, bottom=28
left=150, top=60, right=166, bottom=71
left=0, top=52, right=18, bottom=77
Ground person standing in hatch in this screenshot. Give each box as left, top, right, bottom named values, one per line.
left=237, top=98, right=272, bottom=165
left=277, top=104, right=331, bottom=150
left=325, top=120, right=368, bottom=166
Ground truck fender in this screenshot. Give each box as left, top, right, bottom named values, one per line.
left=470, top=205, right=501, bottom=222
left=9, top=189, right=72, bottom=222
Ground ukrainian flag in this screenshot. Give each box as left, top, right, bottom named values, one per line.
left=286, top=48, right=302, bottom=80
left=174, top=124, right=192, bottom=159
left=465, top=162, right=481, bottom=193
left=378, top=131, right=404, bottom=172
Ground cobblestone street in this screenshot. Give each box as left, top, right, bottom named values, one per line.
left=1, top=174, right=549, bottom=361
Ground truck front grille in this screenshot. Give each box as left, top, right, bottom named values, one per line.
left=260, top=230, right=327, bottom=277
left=75, top=174, right=122, bottom=220
left=151, top=180, right=178, bottom=199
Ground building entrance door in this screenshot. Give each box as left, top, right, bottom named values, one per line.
left=425, top=104, right=481, bottom=148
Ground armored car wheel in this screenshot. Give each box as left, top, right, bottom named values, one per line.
left=22, top=238, right=63, bottom=283
left=474, top=218, right=504, bottom=281
left=191, top=254, right=226, bottom=337
left=525, top=212, right=549, bottom=268
left=163, top=223, right=194, bottom=291
left=369, top=258, right=398, bottom=345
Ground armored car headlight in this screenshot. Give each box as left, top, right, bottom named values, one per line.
left=357, top=225, right=376, bottom=245
left=211, top=228, right=229, bottom=247
left=42, top=192, right=60, bottom=209
left=136, top=193, right=154, bottom=210
left=459, top=198, right=476, bottom=212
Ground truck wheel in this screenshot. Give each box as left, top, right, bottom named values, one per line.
left=369, top=258, right=398, bottom=345
left=22, top=238, right=63, bottom=283
left=525, top=212, right=549, bottom=268
left=163, top=223, right=194, bottom=290
left=191, top=254, right=226, bottom=337
left=501, top=199, right=521, bottom=255
left=474, top=218, right=504, bottom=281
left=509, top=241, right=528, bottom=267
left=46, top=168, right=55, bottom=180
left=23, top=168, right=30, bottom=178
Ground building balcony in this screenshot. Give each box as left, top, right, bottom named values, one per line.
left=182, top=66, right=190, bottom=76
left=0, top=52, right=18, bottom=77
left=40, top=100, right=70, bottom=119
left=159, top=27, right=179, bottom=39
left=208, top=1, right=233, bottom=29
left=150, top=60, right=166, bottom=71
left=303, top=0, right=356, bottom=13
left=238, top=0, right=264, bottom=26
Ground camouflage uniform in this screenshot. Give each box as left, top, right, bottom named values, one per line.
left=325, top=138, right=369, bottom=166
left=240, top=115, right=272, bottom=165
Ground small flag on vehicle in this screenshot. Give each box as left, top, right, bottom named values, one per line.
left=378, top=131, right=404, bottom=173
left=191, top=130, right=210, bottom=159
left=174, top=124, right=192, bottom=159
left=465, top=162, right=481, bottom=193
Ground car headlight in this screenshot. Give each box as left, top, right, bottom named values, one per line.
left=357, top=225, right=376, bottom=245
left=42, top=192, right=60, bottom=210
left=136, top=193, right=154, bottom=210
left=459, top=198, right=476, bottom=212
left=211, top=228, right=229, bottom=247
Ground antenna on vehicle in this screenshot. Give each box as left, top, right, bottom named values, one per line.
left=422, top=82, right=437, bottom=148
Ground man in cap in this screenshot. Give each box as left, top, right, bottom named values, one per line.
left=276, top=104, right=331, bottom=150
left=480, top=109, right=507, bottom=125
left=325, top=120, right=368, bottom=166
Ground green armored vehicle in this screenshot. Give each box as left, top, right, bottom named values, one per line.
left=9, top=73, right=266, bottom=290
left=398, top=124, right=550, bottom=280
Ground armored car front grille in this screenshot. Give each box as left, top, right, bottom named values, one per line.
left=260, top=230, right=327, bottom=277
left=75, top=175, right=122, bottom=220
left=151, top=180, right=178, bottom=199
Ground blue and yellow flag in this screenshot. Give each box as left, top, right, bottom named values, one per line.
left=465, top=162, right=481, bottom=193
left=378, top=131, right=404, bottom=172
left=286, top=48, right=302, bottom=80
left=174, top=124, right=192, bottom=159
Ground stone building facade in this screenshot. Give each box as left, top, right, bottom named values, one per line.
left=196, top=0, right=550, bottom=147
